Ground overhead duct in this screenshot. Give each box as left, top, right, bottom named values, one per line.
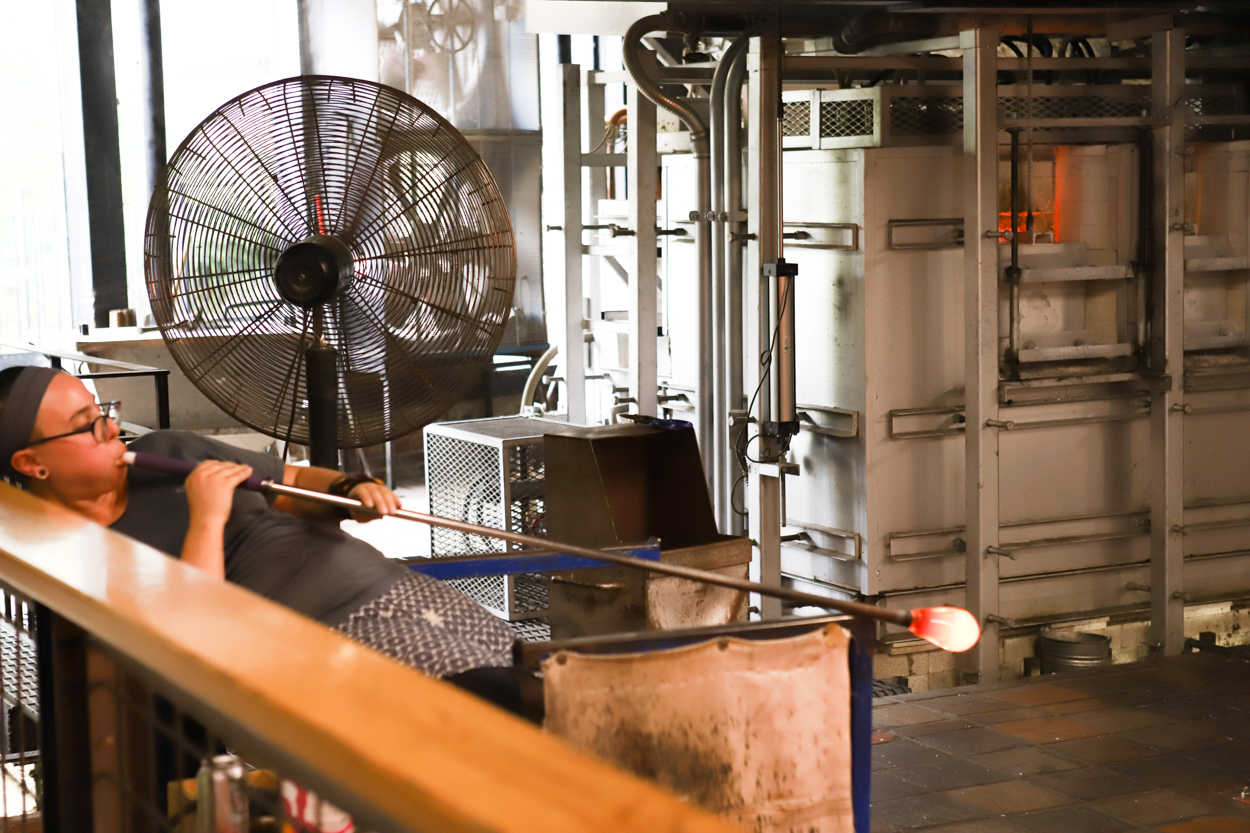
left=832, top=11, right=1107, bottom=54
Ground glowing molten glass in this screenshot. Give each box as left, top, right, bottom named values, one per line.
left=908, top=606, right=981, bottom=653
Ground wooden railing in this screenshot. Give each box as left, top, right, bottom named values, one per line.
left=0, top=483, right=736, bottom=833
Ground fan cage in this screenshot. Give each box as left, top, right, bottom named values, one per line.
left=423, top=417, right=557, bottom=621
left=145, top=76, right=516, bottom=448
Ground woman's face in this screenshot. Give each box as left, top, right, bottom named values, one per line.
left=18, top=374, right=128, bottom=499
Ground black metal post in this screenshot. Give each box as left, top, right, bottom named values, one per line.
left=1006, top=127, right=1023, bottom=364
left=155, top=372, right=170, bottom=430
left=36, top=606, right=94, bottom=833
left=139, top=0, right=167, bottom=194
left=76, top=0, right=129, bottom=328
left=557, top=35, right=572, bottom=64
left=305, top=346, right=340, bottom=469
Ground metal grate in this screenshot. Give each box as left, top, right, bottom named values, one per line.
left=820, top=99, right=874, bottom=138
left=890, top=97, right=963, bottom=136
left=1186, top=95, right=1238, bottom=116
left=426, top=433, right=505, bottom=556
left=424, top=419, right=555, bottom=619
left=0, top=585, right=37, bottom=824
left=781, top=101, right=811, bottom=137
left=999, top=94, right=1150, bottom=120
left=507, top=617, right=552, bottom=642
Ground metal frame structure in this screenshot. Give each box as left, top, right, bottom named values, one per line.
left=541, top=16, right=1250, bottom=682
left=962, top=27, right=1003, bottom=682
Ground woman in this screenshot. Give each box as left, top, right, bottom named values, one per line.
left=0, top=365, right=539, bottom=719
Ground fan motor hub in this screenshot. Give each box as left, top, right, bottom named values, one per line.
left=274, top=235, right=354, bottom=307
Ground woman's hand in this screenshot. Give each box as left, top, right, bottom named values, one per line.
left=185, top=460, right=253, bottom=527
left=348, top=480, right=401, bottom=523
left=180, top=460, right=251, bottom=580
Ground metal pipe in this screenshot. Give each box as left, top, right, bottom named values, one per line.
left=725, top=34, right=750, bottom=535
left=756, top=32, right=782, bottom=446
left=711, top=27, right=764, bottom=532
left=139, top=0, right=166, bottom=199
left=623, top=14, right=714, bottom=490
left=519, top=344, right=558, bottom=416
left=270, top=480, right=914, bottom=627
left=1006, top=127, right=1022, bottom=363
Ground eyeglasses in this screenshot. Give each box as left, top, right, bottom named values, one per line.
left=23, top=401, right=122, bottom=448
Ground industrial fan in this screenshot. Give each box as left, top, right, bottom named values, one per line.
left=144, top=76, right=515, bottom=466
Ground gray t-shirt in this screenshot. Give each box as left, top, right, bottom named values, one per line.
left=110, top=431, right=406, bottom=625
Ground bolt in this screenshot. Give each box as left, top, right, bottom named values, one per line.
left=1171, top=403, right=1193, bottom=414
left=986, top=546, right=1017, bottom=560
left=986, top=418, right=1015, bottom=430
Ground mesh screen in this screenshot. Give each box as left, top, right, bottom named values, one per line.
left=820, top=100, right=874, bottom=138
left=999, top=95, right=1150, bottom=120
left=781, top=101, right=811, bottom=137
left=424, top=422, right=550, bottom=618
left=507, top=617, right=552, bottom=642
left=0, top=586, right=38, bottom=823
left=426, top=433, right=505, bottom=556
left=890, top=97, right=964, bottom=136
left=1187, top=95, right=1238, bottom=116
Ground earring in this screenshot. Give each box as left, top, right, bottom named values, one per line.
left=34, top=469, right=48, bottom=480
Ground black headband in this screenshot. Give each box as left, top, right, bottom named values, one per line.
left=1, top=367, right=61, bottom=486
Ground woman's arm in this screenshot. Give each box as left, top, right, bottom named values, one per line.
left=271, top=464, right=401, bottom=523
left=181, top=461, right=256, bottom=579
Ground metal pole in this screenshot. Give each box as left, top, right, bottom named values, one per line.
left=1006, top=127, right=1022, bottom=364
left=139, top=0, right=166, bottom=198
left=305, top=344, right=339, bottom=469
left=1150, top=26, right=1186, bottom=656
left=37, top=607, right=94, bottom=833
left=749, top=32, right=784, bottom=620
left=962, top=27, right=1002, bottom=683
left=263, top=481, right=914, bottom=628
left=626, top=54, right=659, bottom=417
left=560, top=63, right=588, bottom=424
left=75, top=0, right=128, bottom=327
left=726, top=40, right=750, bottom=536
left=711, top=29, right=763, bottom=532
left=296, top=0, right=314, bottom=75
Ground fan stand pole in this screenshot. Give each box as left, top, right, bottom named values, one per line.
left=305, top=344, right=340, bottom=469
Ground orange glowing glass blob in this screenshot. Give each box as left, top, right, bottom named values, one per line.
left=908, top=606, right=981, bottom=653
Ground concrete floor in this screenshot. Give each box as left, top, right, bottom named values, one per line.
left=871, top=652, right=1250, bottom=833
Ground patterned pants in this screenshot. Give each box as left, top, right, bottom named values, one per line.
left=335, top=572, right=516, bottom=679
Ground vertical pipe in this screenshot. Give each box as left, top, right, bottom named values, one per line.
left=711, top=30, right=761, bottom=531
left=750, top=32, right=784, bottom=620
left=622, top=15, right=710, bottom=473
left=560, top=64, right=587, bottom=424
left=1006, top=128, right=1022, bottom=363
left=1150, top=27, right=1186, bottom=656
left=557, top=34, right=572, bottom=64
left=296, top=0, right=314, bottom=74
left=139, top=0, right=166, bottom=196
left=76, top=0, right=128, bottom=327
left=626, top=61, right=659, bottom=418
left=962, top=27, right=1002, bottom=683
left=725, top=41, right=750, bottom=536
left=756, top=33, right=782, bottom=438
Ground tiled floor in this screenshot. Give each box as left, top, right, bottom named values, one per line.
left=872, top=653, right=1250, bottom=832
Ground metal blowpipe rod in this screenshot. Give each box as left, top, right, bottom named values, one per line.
left=124, top=451, right=944, bottom=634
left=277, top=483, right=915, bottom=628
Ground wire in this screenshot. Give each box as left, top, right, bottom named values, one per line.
left=731, top=270, right=795, bottom=515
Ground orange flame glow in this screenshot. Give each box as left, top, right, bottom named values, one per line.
left=908, top=606, right=982, bottom=653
